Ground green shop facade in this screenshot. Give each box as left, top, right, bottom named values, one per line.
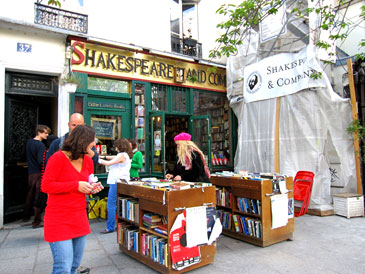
left=70, top=38, right=237, bottom=183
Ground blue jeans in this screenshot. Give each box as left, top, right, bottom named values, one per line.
left=49, top=235, right=87, bottom=274
left=106, top=183, right=117, bottom=232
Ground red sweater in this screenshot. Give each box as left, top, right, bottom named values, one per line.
left=41, top=151, right=93, bottom=242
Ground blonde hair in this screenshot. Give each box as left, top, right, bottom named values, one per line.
left=176, top=140, right=205, bottom=166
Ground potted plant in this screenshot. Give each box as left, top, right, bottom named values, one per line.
left=61, top=73, right=81, bottom=92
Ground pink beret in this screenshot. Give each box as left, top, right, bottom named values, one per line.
left=174, top=132, right=191, bottom=141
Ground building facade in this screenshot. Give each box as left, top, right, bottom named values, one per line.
left=0, top=0, right=238, bottom=225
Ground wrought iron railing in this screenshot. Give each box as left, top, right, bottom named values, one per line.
left=171, top=35, right=202, bottom=59
left=34, top=3, right=88, bottom=34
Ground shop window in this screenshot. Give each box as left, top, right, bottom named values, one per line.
left=152, top=115, right=163, bottom=173
left=91, top=114, right=122, bottom=174
left=134, top=83, right=146, bottom=172
left=151, top=84, right=167, bottom=111
left=194, top=91, right=231, bottom=167
left=88, top=77, right=129, bottom=94
left=74, top=95, right=84, bottom=115
left=171, top=86, right=187, bottom=112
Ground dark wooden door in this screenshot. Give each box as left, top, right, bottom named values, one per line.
left=4, top=97, right=39, bottom=223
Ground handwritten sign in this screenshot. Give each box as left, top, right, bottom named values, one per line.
left=91, top=118, right=116, bottom=140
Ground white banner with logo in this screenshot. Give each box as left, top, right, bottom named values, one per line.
left=243, top=45, right=326, bottom=103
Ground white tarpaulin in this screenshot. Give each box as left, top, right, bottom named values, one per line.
left=227, top=40, right=357, bottom=211
left=243, top=45, right=327, bottom=103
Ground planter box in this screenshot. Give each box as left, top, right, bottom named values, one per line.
left=332, top=193, right=364, bottom=218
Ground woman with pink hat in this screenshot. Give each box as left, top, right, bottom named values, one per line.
left=165, top=132, right=210, bottom=183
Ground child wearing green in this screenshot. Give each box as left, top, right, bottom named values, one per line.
left=129, top=139, right=143, bottom=180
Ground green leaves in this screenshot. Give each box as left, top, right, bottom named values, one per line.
left=211, top=0, right=360, bottom=61
left=48, top=0, right=62, bottom=8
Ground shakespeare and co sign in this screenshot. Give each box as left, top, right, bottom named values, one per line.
left=71, top=40, right=226, bottom=92
left=243, top=45, right=327, bottom=103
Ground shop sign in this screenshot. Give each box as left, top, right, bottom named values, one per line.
left=71, top=40, right=226, bottom=92
left=88, top=101, right=125, bottom=110
left=91, top=117, right=116, bottom=140
left=243, top=45, right=326, bottom=103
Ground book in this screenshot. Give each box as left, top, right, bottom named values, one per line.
left=206, top=206, right=216, bottom=238
left=137, top=117, right=144, bottom=126
left=170, top=182, right=191, bottom=190
left=240, top=216, right=248, bottom=235
left=137, top=128, right=144, bottom=139
left=136, top=105, right=144, bottom=116
left=232, top=215, right=240, bottom=232
left=154, top=224, right=168, bottom=236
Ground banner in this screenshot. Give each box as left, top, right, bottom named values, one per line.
left=243, top=45, right=326, bottom=103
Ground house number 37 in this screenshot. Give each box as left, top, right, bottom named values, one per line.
left=17, top=43, right=32, bottom=53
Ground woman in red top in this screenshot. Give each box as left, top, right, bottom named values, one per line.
left=42, top=125, right=103, bottom=274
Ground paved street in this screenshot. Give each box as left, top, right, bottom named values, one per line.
left=0, top=214, right=364, bottom=274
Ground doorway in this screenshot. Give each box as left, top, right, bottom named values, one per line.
left=165, top=116, right=189, bottom=174
left=151, top=113, right=189, bottom=177
left=4, top=73, right=57, bottom=223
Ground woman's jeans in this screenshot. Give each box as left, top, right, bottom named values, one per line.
left=106, top=183, right=117, bottom=232
left=49, top=235, right=87, bottom=274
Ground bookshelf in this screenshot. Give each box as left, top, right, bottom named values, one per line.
left=210, top=175, right=294, bottom=247
left=165, top=117, right=188, bottom=173
left=117, top=183, right=217, bottom=273
left=209, top=102, right=231, bottom=168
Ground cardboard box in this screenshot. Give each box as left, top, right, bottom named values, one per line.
left=332, top=193, right=364, bottom=218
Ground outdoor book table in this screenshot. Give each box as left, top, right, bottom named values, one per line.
left=210, top=174, right=294, bottom=247
left=116, top=181, right=218, bottom=273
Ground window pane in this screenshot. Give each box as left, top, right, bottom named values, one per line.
left=192, top=118, right=209, bottom=163
left=74, top=95, right=84, bottom=115
left=151, top=84, right=167, bottom=111
left=91, top=114, right=122, bottom=174
left=170, top=0, right=180, bottom=36
left=194, top=91, right=231, bottom=166
left=183, top=4, right=197, bottom=39
left=134, top=83, right=146, bottom=172
left=171, top=86, right=187, bottom=112
left=152, top=116, right=163, bottom=173
left=88, top=77, right=129, bottom=94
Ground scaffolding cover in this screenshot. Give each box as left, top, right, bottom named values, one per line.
left=227, top=40, right=356, bottom=210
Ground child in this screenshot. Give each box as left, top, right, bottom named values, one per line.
left=98, top=138, right=132, bottom=233
left=129, top=139, right=143, bottom=181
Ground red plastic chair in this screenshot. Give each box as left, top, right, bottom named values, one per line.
left=293, top=171, right=315, bottom=217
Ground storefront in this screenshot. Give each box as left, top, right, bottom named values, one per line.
left=70, top=38, right=236, bottom=182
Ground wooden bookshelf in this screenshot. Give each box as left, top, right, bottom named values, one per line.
left=117, top=183, right=217, bottom=273
left=210, top=175, right=294, bottom=247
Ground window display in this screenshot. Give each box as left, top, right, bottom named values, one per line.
left=134, top=83, right=146, bottom=172
left=91, top=114, right=122, bottom=174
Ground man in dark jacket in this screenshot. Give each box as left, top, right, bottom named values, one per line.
left=24, top=124, right=50, bottom=228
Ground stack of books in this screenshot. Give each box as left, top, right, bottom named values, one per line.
left=170, top=182, right=191, bottom=190
left=143, top=213, right=163, bottom=229
left=153, top=224, right=168, bottom=236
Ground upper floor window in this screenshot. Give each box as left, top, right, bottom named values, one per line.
left=170, top=0, right=198, bottom=40
left=170, top=0, right=202, bottom=58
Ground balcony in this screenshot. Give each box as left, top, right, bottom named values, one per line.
left=34, top=3, right=88, bottom=34
left=171, top=35, right=202, bottom=59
